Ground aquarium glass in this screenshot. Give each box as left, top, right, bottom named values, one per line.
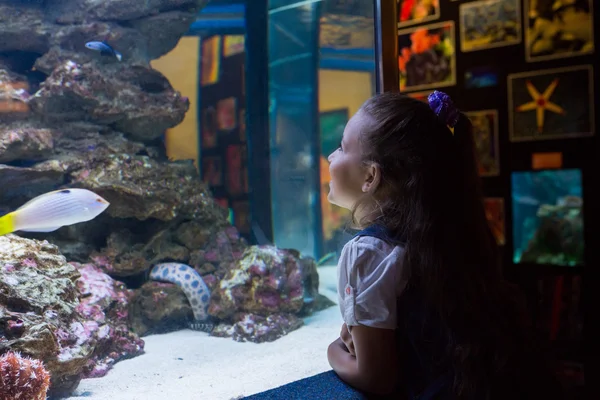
left=511, top=169, right=584, bottom=267
left=0, top=0, right=377, bottom=398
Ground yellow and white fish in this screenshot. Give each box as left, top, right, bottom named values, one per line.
left=0, top=188, right=110, bottom=236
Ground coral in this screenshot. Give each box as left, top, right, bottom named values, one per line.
left=70, top=154, right=222, bottom=221
left=29, top=61, right=190, bottom=140
left=71, top=262, right=145, bottom=379
left=211, top=313, right=304, bottom=343
left=208, top=246, right=320, bottom=320
left=0, top=351, right=50, bottom=400
left=128, top=281, right=193, bottom=336
left=0, top=121, right=55, bottom=163
left=0, top=235, right=143, bottom=397
left=149, top=263, right=211, bottom=322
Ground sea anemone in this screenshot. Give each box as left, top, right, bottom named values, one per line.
left=0, top=351, right=51, bottom=400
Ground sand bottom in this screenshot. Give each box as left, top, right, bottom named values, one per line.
left=66, top=266, right=341, bottom=400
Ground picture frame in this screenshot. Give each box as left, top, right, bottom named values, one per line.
left=226, top=145, right=244, bottom=196
left=459, top=0, right=521, bottom=52
left=217, top=97, right=238, bottom=131
left=202, top=156, right=223, bottom=187
left=524, top=0, right=594, bottom=62
left=397, top=0, right=440, bottom=29
left=507, top=65, right=594, bottom=142
left=398, top=21, right=456, bottom=92
left=201, top=107, right=218, bottom=148
left=200, top=35, right=221, bottom=86
left=465, top=109, right=500, bottom=176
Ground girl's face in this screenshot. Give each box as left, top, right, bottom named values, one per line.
left=327, top=113, right=377, bottom=210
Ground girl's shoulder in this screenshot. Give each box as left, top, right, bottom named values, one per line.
left=341, top=235, right=405, bottom=264
left=344, top=233, right=405, bottom=252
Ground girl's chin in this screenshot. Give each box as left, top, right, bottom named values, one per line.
left=327, top=192, right=349, bottom=210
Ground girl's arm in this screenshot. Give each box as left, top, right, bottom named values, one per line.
left=328, top=324, right=398, bottom=395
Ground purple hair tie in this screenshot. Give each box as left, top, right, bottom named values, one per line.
left=428, top=90, right=460, bottom=128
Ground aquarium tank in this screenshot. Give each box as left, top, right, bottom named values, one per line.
left=511, top=169, right=584, bottom=267
left=0, top=0, right=376, bottom=398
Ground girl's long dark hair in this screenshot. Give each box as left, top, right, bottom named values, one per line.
left=352, top=92, right=559, bottom=399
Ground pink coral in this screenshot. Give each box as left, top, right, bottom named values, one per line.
left=0, top=351, right=50, bottom=400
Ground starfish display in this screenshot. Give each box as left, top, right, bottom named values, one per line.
left=515, top=78, right=565, bottom=133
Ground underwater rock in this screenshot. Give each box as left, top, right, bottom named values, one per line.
left=175, top=220, right=212, bottom=250
left=29, top=61, right=189, bottom=140
left=50, top=22, right=150, bottom=65
left=91, top=228, right=190, bottom=277
left=69, top=153, right=223, bottom=221
left=0, top=162, right=64, bottom=203
left=0, top=235, right=88, bottom=397
left=53, top=124, right=146, bottom=157
left=91, top=230, right=156, bottom=277
left=47, top=0, right=208, bottom=23
left=72, top=262, right=145, bottom=379
left=0, top=121, right=55, bottom=163
left=211, top=313, right=304, bottom=343
left=129, top=10, right=199, bottom=59
left=0, top=236, right=145, bottom=397
left=0, top=235, right=80, bottom=316
left=188, top=227, right=247, bottom=275
left=128, top=281, right=193, bottom=336
left=0, top=4, right=53, bottom=54
left=208, top=246, right=320, bottom=320
left=91, top=223, right=246, bottom=279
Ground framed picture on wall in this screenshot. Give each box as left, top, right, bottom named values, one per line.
left=217, top=97, right=237, bottom=131
left=507, top=65, right=594, bottom=142
left=201, top=107, right=218, bottom=148
left=202, top=156, right=223, bottom=187
left=524, top=0, right=594, bottom=62
left=223, top=35, right=245, bottom=57
left=232, top=200, right=251, bottom=234
left=464, top=65, right=499, bottom=89
left=459, top=0, right=521, bottom=52
left=200, top=36, right=221, bottom=86
left=398, top=21, right=456, bottom=92
left=226, top=144, right=244, bottom=195
left=465, top=109, right=500, bottom=176
left=397, top=0, right=440, bottom=28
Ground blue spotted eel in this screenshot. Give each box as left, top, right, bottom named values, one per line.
left=149, top=262, right=215, bottom=332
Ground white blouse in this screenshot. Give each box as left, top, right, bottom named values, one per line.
left=337, top=235, right=407, bottom=329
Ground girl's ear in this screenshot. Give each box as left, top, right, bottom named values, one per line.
left=362, top=162, right=381, bottom=193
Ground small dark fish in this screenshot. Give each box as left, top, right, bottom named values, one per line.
left=85, top=41, right=122, bottom=61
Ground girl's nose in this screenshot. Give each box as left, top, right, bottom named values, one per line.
left=327, top=152, right=334, bottom=163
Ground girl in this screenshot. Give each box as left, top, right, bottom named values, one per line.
left=326, top=91, right=563, bottom=399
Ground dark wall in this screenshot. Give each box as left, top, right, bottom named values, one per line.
left=393, top=1, right=597, bottom=397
